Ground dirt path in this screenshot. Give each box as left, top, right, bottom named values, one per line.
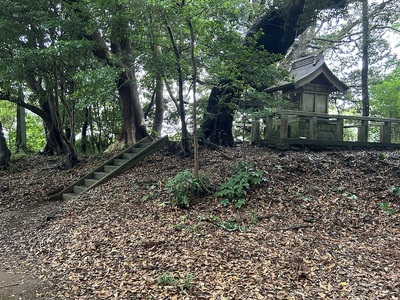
left=0, top=271, right=45, bottom=300
left=0, top=201, right=62, bottom=299
left=0, top=154, right=105, bottom=299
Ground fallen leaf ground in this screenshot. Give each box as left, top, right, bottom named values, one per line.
left=0, top=145, right=399, bottom=299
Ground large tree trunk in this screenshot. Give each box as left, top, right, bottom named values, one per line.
left=36, top=91, right=69, bottom=156
left=118, top=68, right=149, bottom=145
left=81, top=3, right=149, bottom=147
left=202, top=0, right=351, bottom=146
left=0, top=121, right=11, bottom=169
left=118, top=70, right=138, bottom=145
left=16, top=90, right=27, bottom=152
left=25, top=72, right=72, bottom=157
left=202, top=82, right=237, bottom=147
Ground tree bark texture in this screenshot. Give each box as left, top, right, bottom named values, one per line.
left=361, top=0, right=370, bottom=117
left=80, top=107, right=89, bottom=153
left=0, top=122, right=11, bottom=169
left=16, top=89, right=27, bottom=152
left=152, top=73, right=164, bottom=136
left=152, top=45, right=165, bottom=137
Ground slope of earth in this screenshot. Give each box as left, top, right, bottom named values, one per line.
left=0, top=146, right=399, bottom=299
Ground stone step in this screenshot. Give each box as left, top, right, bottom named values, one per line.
left=84, top=178, right=98, bottom=187
left=103, top=165, right=119, bottom=173
left=122, top=152, right=136, bottom=159
left=138, top=142, right=151, bottom=148
left=49, top=136, right=168, bottom=202
left=73, top=185, right=87, bottom=194
left=62, top=192, right=78, bottom=201
left=129, top=147, right=142, bottom=153
left=94, top=172, right=108, bottom=180
left=113, top=158, right=129, bottom=166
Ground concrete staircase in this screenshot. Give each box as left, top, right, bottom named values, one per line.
left=50, top=136, right=168, bottom=201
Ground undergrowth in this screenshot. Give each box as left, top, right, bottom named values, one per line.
left=167, top=169, right=212, bottom=208
left=216, top=162, right=266, bottom=208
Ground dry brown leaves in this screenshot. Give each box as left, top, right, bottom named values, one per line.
left=1, top=147, right=399, bottom=299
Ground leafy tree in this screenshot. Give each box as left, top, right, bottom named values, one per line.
left=66, top=0, right=150, bottom=145
left=305, top=0, right=400, bottom=115
left=25, top=113, right=46, bottom=153
left=141, top=0, right=261, bottom=154
left=370, top=64, right=400, bottom=141
left=201, top=0, right=352, bottom=146
left=371, top=65, right=400, bottom=119
left=0, top=0, right=94, bottom=168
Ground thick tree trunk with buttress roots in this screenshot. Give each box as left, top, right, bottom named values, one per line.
left=117, top=69, right=149, bottom=145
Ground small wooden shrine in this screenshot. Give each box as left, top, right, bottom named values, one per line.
left=266, top=52, right=348, bottom=113
left=250, top=53, right=400, bottom=149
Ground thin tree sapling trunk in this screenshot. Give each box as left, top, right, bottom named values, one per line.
left=152, top=45, right=164, bottom=137
left=165, top=21, right=191, bottom=156
left=188, top=19, right=199, bottom=177
left=361, top=0, right=370, bottom=117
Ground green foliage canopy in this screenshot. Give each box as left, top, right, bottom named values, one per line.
left=371, top=65, right=400, bottom=118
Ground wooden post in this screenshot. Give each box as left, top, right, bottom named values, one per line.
left=358, top=120, right=368, bottom=142
left=280, top=114, right=288, bottom=139
left=336, top=118, right=344, bottom=141
left=381, top=121, right=391, bottom=143
left=251, top=119, right=260, bottom=143
left=309, top=117, right=318, bottom=140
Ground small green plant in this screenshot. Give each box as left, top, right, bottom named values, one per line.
left=158, top=272, right=194, bottom=290
left=379, top=202, right=396, bottom=215
left=142, top=185, right=158, bottom=202
left=167, top=169, right=212, bottom=208
left=342, top=192, right=358, bottom=200
left=200, top=214, right=246, bottom=232
left=219, top=219, right=247, bottom=232
left=251, top=210, right=259, bottom=224
left=216, top=162, right=266, bottom=208
left=379, top=152, right=388, bottom=159
left=172, top=222, right=202, bottom=234
left=293, top=188, right=311, bottom=201
left=390, top=186, right=400, bottom=200
left=332, top=185, right=345, bottom=193
left=181, top=273, right=194, bottom=291
left=158, top=271, right=176, bottom=286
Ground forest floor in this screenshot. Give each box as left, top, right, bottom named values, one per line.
left=0, top=144, right=399, bottom=299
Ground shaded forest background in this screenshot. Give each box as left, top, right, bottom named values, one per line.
left=0, top=0, right=399, bottom=168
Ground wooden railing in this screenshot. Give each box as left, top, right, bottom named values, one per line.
left=250, top=110, right=400, bottom=146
